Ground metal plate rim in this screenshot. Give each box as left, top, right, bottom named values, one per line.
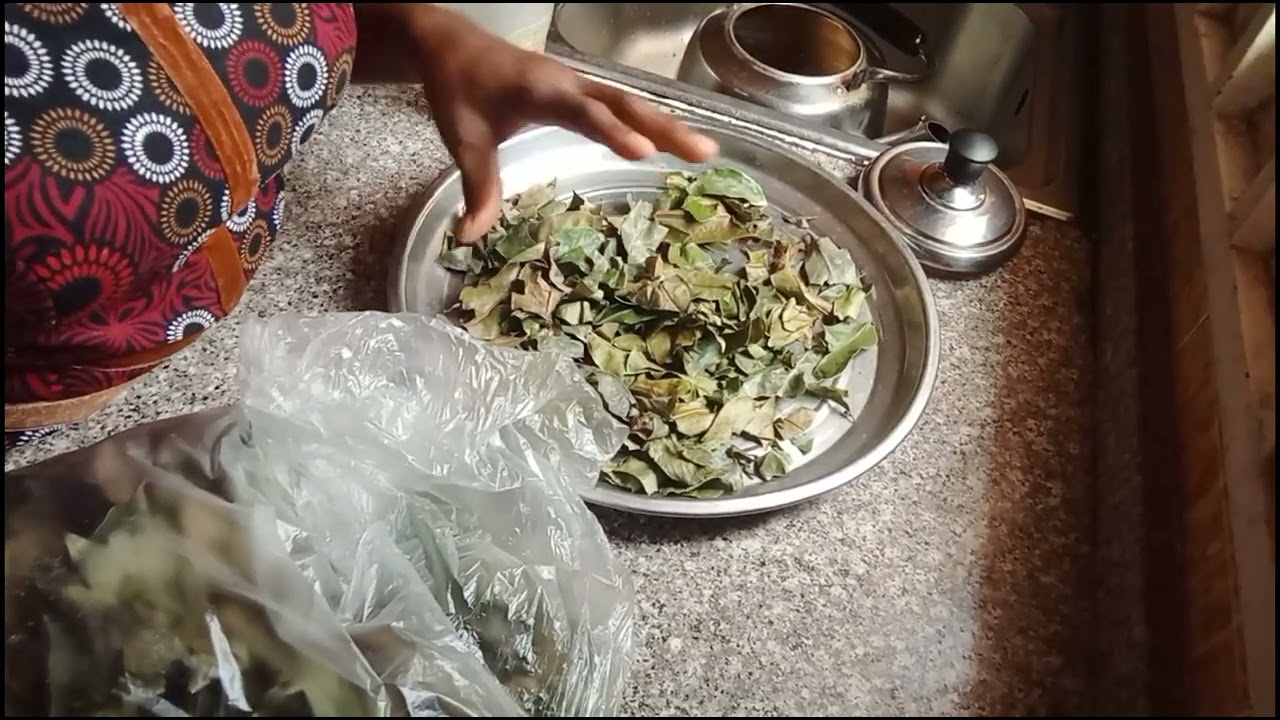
left=389, top=122, right=940, bottom=519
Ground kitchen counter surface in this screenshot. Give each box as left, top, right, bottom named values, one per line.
left=5, top=86, right=1096, bottom=716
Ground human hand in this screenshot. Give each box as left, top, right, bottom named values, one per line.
left=397, top=6, right=720, bottom=241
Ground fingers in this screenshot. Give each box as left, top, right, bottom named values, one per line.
left=437, top=108, right=503, bottom=243
left=586, top=83, right=719, bottom=162
left=536, top=92, right=656, bottom=160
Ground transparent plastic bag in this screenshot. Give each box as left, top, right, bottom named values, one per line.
left=4, top=312, right=634, bottom=717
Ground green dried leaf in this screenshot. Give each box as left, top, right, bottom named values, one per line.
left=686, top=214, right=755, bottom=245
left=645, top=437, right=740, bottom=491
left=804, top=236, right=859, bottom=286
left=666, top=242, right=714, bottom=270
left=604, top=456, right=662, bottom=495
left=515, top=180, right=557, bottom=214
left=829, top=285, right=867, bottom=321
left=814, top=321, right=878, bottom=379
left=586, top=333, right=629, bottom=376
left=493, top=222, right=544, bottom=263
left=688, top=167, right=767, bottom=207
left=442, top=169, right=879, bottom=499
left=682, top=194, right=724, bottom=222
left=464, top=305, right=507, bottom=340
left=774, top=406, right=816, bottom=441
left=744, top=249, right=771, bottom=285
left=671, top=399, right=716, bottom=436
left=438, top=244, right=475, bottom=272
left=665, top=171, right=693, bottom=190
left=617, top=199, right=668, bottom=263
left=587, top=370, right=635, bottom=420
left=742, top=397, right=779, bottom=441
left=551, top=226, right=608, bottom=268
left=703, top=393, right=756, bottom=444
left=459, top=264, right=518, bottom=318
left=756, top=447, right=790, bottom=480
left=511, top=268, right=563, bottom=321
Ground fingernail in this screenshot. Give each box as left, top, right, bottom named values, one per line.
left=693, top=135, right=719, bottom=157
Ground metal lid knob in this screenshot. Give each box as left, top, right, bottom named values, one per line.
left=858, top=128, right=1026, bottom=279
left=942, top=129, right=999, bottom=186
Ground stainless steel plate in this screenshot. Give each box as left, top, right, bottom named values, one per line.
left=389, top=121, right=939, bottom=518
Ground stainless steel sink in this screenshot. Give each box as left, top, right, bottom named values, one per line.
left=548, top=2, right=1083, bottom=220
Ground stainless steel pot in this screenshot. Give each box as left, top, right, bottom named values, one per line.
left=676, top=3, right=932, bottom=138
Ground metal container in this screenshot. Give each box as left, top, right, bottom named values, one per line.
left=675, top=3, right=931, bottom=138
left=390, top=120, right=940, bottom=518
left=859, top=129, right=1027, bottom=278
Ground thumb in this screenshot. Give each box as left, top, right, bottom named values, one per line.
left=437, top=112, right=503, bottom=243
left=453, top=142, right=502, bottom=243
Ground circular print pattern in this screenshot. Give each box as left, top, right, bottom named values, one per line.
left=121, top=112, right=189, bottom=184
left=293, top=107, right=324, bottom=154
left=222, top=192, right=256, bottom=233
left=11, top=425, right=65, bottom=448
left=190, top=123, right=224, bottom=180
left=99, top=3, right=133, bottom=33
left=20, top=3, right=87, bottom=25
left=165, top=308, right=216, bottom=343
left=272, top=190, right=287, bottom=228
left=5, top=112, right=21, bottom=166
left=171, top=229, right=213, bottom=271
left=239, top=219, right=272, bottom=270
left=284, top=44, right=327, bottom=109
left=254, top=104, right=292, bottom=167
left=175, top=3, right=243, bottom=50
left=160, top=179, right=214, bottom=245
left=256, top=4, right=312, bottom=46
left=5, top=21, right=55, bottom=98
left=61, top=38, right=143, bottom=112
left=147, top=57, right=189, bottom=113
left=28, top=244, right=134, bottom=319
left=326, top=50, right=353, bottom=109
left=226, top=39, right=280, bottom=107
left=30, top=107, right=117, bottom=182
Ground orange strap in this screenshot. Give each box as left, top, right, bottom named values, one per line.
left=119, top=3, right=260, bottom=210
left=6, top=381, right=137, bottom=432
left=6, top=7, right=257, bottom=431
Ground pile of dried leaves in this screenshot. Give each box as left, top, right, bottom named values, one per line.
left=439, top=167, right=877, bottom=498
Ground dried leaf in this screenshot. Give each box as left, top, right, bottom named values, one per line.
left=552, top=226, right=608, bottom=268
left=774, top=407, right=816, bottom=441
left=617, top=199, right=668, bottom=263
left=438, top=244, right=475, bottom=272
left=804, top=236, right=859, bottom=286
left=603, top=456, right=662, bottom=495
left=814, top=321, right=878, bottom=379
left=440, top=168, right=880, bottom=498
left=459, top=264, right=518, bottom=318
left=681, top=195, right=724, bottom=222
left=511, top=270, right=563, bottom=321
left=687, top=167, right=767, bottom=207
left=515, top=180, right=557, bottom=214
left=493, top=222, right=544, bottom=264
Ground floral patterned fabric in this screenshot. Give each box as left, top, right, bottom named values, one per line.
left=4, top=3, right=357, bottom=448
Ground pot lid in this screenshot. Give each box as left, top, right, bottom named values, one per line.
left=860, top=130, right=1026, bottom=278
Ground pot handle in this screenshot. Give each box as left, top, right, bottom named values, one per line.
left=843, top=3, right=932, bottom=85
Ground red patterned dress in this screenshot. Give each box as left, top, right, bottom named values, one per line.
left=4, top=3, right=358, bottom=448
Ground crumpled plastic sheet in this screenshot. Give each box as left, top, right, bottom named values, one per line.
left=3, top=312, right=634, bottom=717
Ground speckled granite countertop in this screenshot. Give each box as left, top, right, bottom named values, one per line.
left=5, top=86, right=1096, bottom=716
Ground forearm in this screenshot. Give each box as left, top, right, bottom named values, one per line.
left=349, top=3, right=474, bottom=84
